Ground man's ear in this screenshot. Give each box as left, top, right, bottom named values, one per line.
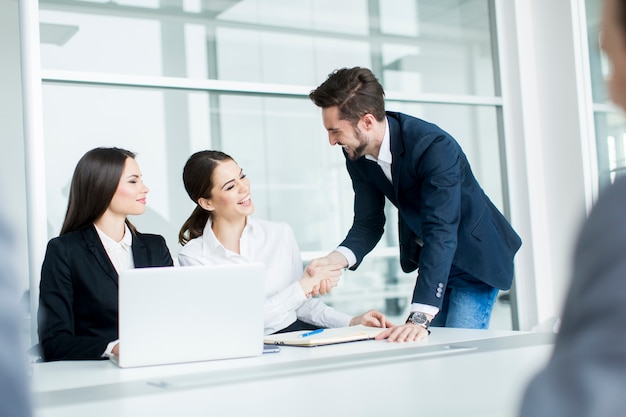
left=198, top=197, right=213, bottom=211
left=360, top=113, right=377, bottom=131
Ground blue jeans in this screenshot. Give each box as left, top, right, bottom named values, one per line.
left=428, top=265, right=499, bottom=329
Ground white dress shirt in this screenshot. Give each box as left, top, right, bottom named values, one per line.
left=178, top=217, right=352, bottom=335
left=94, top=223, right=134, bottom=356
left=339, top=117, right=439, bottom=318
left=94, top=223, right=134, bottom=273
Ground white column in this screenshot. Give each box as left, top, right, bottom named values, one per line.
left=495, top=0, right=594, bottom=329
left=18, top=0, right=48, bottom=344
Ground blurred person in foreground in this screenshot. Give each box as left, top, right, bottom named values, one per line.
left=519, top=0, right=626, bottom=415
left=0, top=193, right=32, bottom=416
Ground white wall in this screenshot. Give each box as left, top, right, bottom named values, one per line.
left=497, top=0, right=593, bottom=329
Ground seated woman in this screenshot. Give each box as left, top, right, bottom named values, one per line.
left=38, top=147, right=173, bottom=361
left=178, top=150, right=392, bottom=334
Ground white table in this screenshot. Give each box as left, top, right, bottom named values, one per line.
left=32, top=328, right=554, bottom=417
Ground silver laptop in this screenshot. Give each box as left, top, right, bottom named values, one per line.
left=114, top=263, right=265, bottom=368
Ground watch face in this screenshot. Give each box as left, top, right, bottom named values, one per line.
left=410, top=312, right=429, bottom=326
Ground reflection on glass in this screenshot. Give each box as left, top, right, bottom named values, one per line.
left=586, top=0, right=609, bottom=103
left=39, top=0, right=496, bottom=95
left=594, top=112, right=626, bottom=191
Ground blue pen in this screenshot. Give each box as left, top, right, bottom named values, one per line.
left=299, top=328, right=324, bottom=338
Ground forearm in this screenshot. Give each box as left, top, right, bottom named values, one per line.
left=39, top=333, right=112, bottom=361
left=296, top=298, right=352, bottom=328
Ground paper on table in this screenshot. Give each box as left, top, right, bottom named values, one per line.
left=263, top=325, right=386, bottom=347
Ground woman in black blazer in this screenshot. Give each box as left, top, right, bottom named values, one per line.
left=38, top=147, right=173, bottom=361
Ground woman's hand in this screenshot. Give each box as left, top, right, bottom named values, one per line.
left=349, top=309, right=394, bottom=328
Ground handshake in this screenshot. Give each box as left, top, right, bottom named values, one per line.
left=298, top=251, right=348, bottom=297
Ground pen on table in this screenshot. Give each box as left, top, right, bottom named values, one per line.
left=299, top=329, right=324, bottom=338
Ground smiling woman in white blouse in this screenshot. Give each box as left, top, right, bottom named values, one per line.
left=178, top=150, right=391, bottom=335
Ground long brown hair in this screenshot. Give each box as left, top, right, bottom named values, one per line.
left=178, top=150, right=233, bottom=245
left=60, top=147, right=138, bottom=236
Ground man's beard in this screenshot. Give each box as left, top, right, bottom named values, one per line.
left=345, top=127, right=369, bottom=161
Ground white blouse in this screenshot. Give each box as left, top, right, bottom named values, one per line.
left=94, top=223, right=134, bottom=273
left=94, top=223, right=133, bottom=357
left=178, top=217, right=352, bottom=334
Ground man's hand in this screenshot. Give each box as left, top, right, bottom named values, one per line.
left=375, top=323, right=430, bottom=342
left=307, top=251, right=348, bottom=296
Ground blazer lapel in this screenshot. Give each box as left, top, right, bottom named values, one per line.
left=388, top=114, right=405, bottom=202
left=82, top=226, right=118, bottom=284
left=131, top=232, right=149, bottom=268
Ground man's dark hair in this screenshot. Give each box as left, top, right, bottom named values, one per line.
left=309, top=67, right=386, bottom=125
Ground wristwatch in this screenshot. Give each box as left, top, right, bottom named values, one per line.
left=407, top=312, right=430, bottom=329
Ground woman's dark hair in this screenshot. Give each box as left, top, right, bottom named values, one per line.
left=309, top=67, right=386, bottom=126
left=60, top=147, right=137, bottom=236
left=178, top=150, right=234, bottom=245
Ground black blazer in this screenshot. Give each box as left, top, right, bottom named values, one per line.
left=38, top=225, right=173, bottom=361
left=341, top=112, right=522, bottom=308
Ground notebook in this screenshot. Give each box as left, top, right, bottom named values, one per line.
left=263, top=325, right=386, bottom=347
left=113, top=263, right=265, bottom=368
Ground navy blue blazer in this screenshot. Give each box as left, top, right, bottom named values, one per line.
left=340, top=112, right=522, bottom=308
left=38, top=225, right=173, bottom=361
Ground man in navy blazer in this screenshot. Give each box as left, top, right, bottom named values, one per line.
left=309, top=67, right=521, bottom=342
left=38, top=225, right=173, bottom=361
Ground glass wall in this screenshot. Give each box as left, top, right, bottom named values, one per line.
left=38, top=0, right=506, bottom=321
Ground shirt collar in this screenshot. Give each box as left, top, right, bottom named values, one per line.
left=202, top=218, right=223, bottom=256
left=94, top=223, right=132, bottom=251
left=365, top=117, right=391, bottom=164
left=201, top=217, right=257, bottom=257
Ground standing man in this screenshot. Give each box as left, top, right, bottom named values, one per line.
left=308, top=67, right=521, bottom=342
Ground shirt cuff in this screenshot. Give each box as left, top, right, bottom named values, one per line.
left=102, top=340, right=119, bottom=358
left=335, top=246, right=357, bottom=268
left=411, top=303, right=439, bottom=318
